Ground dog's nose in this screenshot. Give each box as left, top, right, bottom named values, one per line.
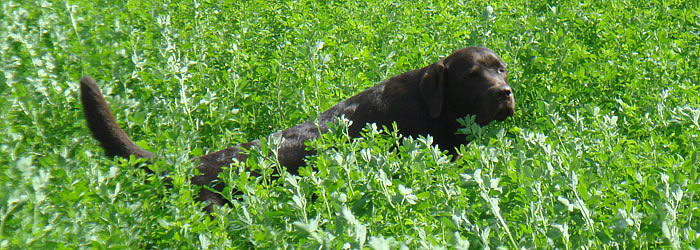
left=499, top=85, right=513, bottom=99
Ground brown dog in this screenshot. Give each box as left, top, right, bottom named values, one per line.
left=81, top=46, right=515, bottom=206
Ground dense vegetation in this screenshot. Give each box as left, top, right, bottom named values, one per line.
left=1, top=0, right=697, bottom=248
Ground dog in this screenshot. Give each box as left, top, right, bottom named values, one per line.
left=80, top=46, right=515, bottom=207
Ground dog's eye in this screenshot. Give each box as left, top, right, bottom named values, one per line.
left=498, top=68, right=507, bottom=74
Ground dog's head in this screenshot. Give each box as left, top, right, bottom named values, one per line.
left=420, top=47, right=515, bottom=125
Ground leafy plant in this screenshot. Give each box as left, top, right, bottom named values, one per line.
left=0, top=0, right=697, bottom=248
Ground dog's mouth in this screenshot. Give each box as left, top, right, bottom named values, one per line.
left=473, top=99, right=514, bottom=126
left=484, top=97, right=515, bottom=125
left=494, top=105, right=514, bottom=121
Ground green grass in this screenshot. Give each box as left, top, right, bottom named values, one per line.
left=1, top=0, right=698, bottom=248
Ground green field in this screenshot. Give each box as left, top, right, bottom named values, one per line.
left=1, top=0, right=698, bottom=248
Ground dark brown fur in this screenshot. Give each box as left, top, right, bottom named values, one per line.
left=80, top=47, right=515, bottom=207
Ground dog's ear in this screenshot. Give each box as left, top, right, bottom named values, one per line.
left=419, top=61, right=446, bottom=118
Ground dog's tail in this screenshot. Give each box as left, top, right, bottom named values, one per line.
left=80, top=76, right=154, bottom=159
